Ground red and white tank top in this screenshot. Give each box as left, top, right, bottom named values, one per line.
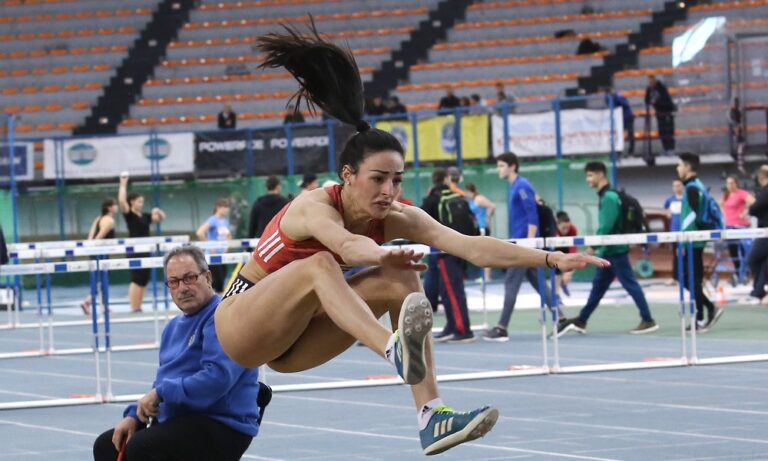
left=252, top=184, right=386, bottom=273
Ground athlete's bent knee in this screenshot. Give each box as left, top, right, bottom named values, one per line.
left=306, top=251, right=339, bottom=278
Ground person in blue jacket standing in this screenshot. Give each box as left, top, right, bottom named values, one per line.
left=93, top=246, right=263, bottom=461
left=484, top=152, right=553, bottom=341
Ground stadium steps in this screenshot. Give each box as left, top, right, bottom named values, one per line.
left=75, top=0, right=196, bottom=135
left=364, top=0, right=474, bottom=99
left=565, top=0, right=705, bottom=97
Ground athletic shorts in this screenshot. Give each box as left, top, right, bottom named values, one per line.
left=223, top=273, right=254, bottom=300
left=130, top=253, right=151, bottom=287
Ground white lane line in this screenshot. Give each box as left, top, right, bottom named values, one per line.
left=266, top=421, right=620, bottom=461
left=0, top=388, right=63, bottom=399
left=0, top=447, right=92, bottom=459
left=560, top=373, right=768, bottom=393
left=496, top=415, right=768, bottom=447
left=0, top=366, right=148, bottom=385
left=276, top=390, right=768, bottom=447
left=0, top=418, right=97, bottom=437
left=241, top=454, right=289, bottom=461
left=442, top=384, right=768, bottom=417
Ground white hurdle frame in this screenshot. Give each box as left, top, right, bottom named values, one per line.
left=1, top=229, right=768, bottom=411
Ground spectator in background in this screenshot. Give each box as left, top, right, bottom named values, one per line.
left=485, top=152, right=553, bottom=342
left=298, top=173, right=319, bottom=194
left=665, top=179, right=684, bottom=285
left=645, top=75, right=676, bottom=156
left=748, top=165, right=768, bottom=303
left=466, top=182, right=496, bottom=281
left=677, top=153, right=722, bottom=331
left=385, top=96, right=407, bottom=117
left=554, top=211, right=578, bottom=307
left=438, top=88, right=461, bottom=110
left=365, top=96, right=387, bottom=116
left=422, top=169, right=475, bottom=344
left=720, top=175, right=755, bottom=285
left=0, top=224, right=7, bottom=266
left=727, top=98, right=746, bottom=175
left=196, top=198, right=232, bottom=295
left=577, top=37, right=604, bottom=55
left=664, top=179, right=684, bottom=232
left=446, top=166, right=468, bottom=197
left=80, top=198, right=118, bottom=315
left=92, top=246, right=262, bottom=461
left=217, top=104, right=237, bottom=130
left=249, top=176, right=288, bottom=239
left=557, top=161, right=657, bottom=337
left=283, top=104, right=305, bottom=124
left=495, top=82, right=517, bottom=113
left=459, top=96, right=471, bottom=110
left=118, top=172, right=166, bottom=313
left=603, top=87, right=635, bottom=155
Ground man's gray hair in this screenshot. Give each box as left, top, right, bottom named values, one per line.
left=163, top=245, right=209, bottom=272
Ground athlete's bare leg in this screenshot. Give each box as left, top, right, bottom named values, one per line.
left=268, top=264, right=439, bottom=409
left=128, top=283, right=145, bottom=312
left=215, top=254, right=440, bottom=409
left=216, top=252, right=393, bottom=368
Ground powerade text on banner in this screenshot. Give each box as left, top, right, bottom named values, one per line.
left=194, top=124, right=354, bottom=176
left=491, top=108, right=624, bottom=157
left=43, top=134, right=194, bottom=179
left=376, top=114, right=489, bottom=162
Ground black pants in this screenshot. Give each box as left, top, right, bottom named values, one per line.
left=625, top=115, right=635, bottom=154
left=210, top=264, right=228, bottom=293
left=93, top=414, right=252, bottom=461
left=435, top=255, right=471, bottom=335
left=680, top=247, right=714, bottom=322
left=656, top=112, right=675, bottom=151
left=748, top=238, right=768, bottom=299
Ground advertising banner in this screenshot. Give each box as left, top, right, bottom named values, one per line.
left=194, top=124, right=355, bottom=176
left=0, top=142, right=34, bottom=181
left=492, top=108, right=623, bottom=157
left=377, top=114, right=489, bottom=162
left=43, top=133, right=194, bottom=179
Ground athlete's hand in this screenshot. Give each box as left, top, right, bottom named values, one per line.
left=136, top=389, right=160, bottom=423
left=380, top=248, right=427, bottom=271
left=111, top=416, right=139, bottom=451
left=551, top=251, right=610, bottom=273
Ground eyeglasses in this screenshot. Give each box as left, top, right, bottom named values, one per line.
left=165, top=271, right=206, bottom=289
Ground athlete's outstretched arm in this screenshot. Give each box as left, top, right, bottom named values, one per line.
left=388, top=206, right=608, bottom=272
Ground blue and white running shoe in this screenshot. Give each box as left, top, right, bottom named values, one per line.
left=394, top=293, right=433, bottom=385
left=420, top=405, right=499, bottom=455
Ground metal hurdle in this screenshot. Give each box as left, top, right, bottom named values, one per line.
left=2, top=229, right=768, bottom=410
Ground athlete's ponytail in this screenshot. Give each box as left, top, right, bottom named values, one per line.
left=257, top=18, right=404, bottom=180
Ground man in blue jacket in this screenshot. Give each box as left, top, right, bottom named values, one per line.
left=484, top=152, right=553, bottom=341
left=93, top=246, right=263, bottom=461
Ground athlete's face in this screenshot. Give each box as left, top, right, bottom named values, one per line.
left=165, top=254, right=213, bottom=315
left=345, top=150, right=404, bottom=219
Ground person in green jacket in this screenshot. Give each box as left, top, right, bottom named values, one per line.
left=557, top=161, right=658, bottom=337
left=677, top=152, right=723, bottom=331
